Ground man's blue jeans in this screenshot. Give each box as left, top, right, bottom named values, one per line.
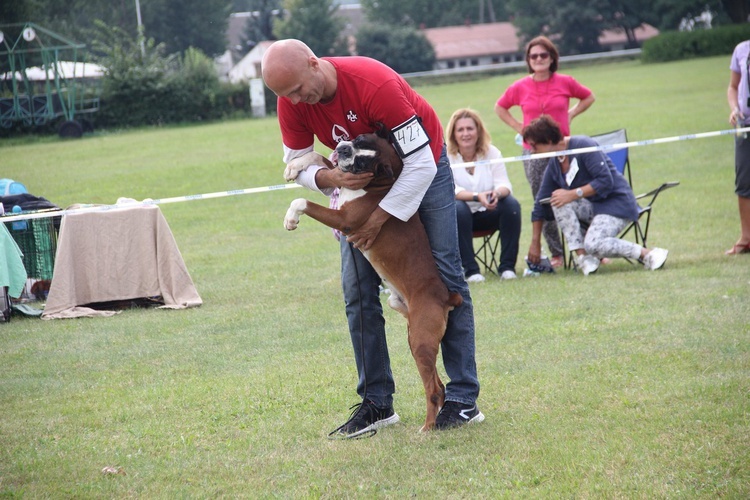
left=340, top=146, right=480, bottom=408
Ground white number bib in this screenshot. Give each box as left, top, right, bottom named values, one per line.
left=390, top=115, right=431, bottom=157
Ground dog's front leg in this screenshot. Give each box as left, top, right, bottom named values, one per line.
left=284, top=198, right=309, bottom=230
left=301, top=202, right=352, bottom=233
left=284, top=152, right=333, bottom=182
left=284, top=199, right=350, bottom=233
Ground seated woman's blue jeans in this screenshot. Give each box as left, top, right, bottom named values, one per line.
left=340, top=146, right=480, bottom=408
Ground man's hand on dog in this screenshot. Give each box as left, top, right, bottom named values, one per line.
left=346, top=207, right=390, bottom=251
left=315, top=168, right=373, bottom=191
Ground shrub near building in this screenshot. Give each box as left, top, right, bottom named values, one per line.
left=97, top=44, right=248, bottom=128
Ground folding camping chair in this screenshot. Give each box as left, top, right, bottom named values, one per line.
left=561, top=129, right=680, bottom=269
left=473, top=229, right=500, bottom=276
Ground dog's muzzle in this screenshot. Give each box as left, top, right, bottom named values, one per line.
left=335, top=141, right=355, bottom=171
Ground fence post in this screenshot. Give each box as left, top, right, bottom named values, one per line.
left=250, top=78, right=266, bottom=118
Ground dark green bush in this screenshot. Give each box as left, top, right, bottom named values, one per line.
left=355, top=24, right=436, bottom=74
left=91, top=23, right=250, bottom=129
left=642, top=23, right=750, bottom=63
left=97, top=45, right=251, bottom=128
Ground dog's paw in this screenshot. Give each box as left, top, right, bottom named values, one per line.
left=284, top=151, right=328, bottom=182
left=283, top=198, right=307, bottom=230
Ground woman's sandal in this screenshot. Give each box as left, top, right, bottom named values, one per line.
left=725, top=242, right=750, bottom=255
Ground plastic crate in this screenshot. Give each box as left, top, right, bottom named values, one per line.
left=4, top=212, right=59, bottom=281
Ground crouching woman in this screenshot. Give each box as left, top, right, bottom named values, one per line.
left=522, top=115, right=668, bottom=275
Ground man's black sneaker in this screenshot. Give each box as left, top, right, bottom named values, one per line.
left=434, top=400, right=485, bottom=430
left=328, top=399, right=400, bottom=439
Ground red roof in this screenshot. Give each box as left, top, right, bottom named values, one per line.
left=598, top=24, right=660, bottom=45
left=423, top=23, right=520, bottom=59
left=422, top=22, right=659, bottom=61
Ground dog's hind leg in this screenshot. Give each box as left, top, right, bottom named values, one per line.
left=407, top=303, right=449, bottom=432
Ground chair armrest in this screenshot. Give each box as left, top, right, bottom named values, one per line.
left=635, top=181, right=680, bottom=206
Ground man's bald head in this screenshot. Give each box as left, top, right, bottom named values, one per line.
left=261, top=39, right=334, bottom=105
left=262, top=39, right=317, bottom=96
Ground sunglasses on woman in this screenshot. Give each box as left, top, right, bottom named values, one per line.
left=529, top=52, right=550, bottom=61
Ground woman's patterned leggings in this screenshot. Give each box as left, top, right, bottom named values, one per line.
left=553, top=199, right=642, bottom=260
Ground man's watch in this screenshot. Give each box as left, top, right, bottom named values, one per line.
left=472, top=192, right=479, bottom=202
left=575, top=188, right=584, bottom=198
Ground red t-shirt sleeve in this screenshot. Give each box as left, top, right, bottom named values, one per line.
left=566, top=76, right=592, bottom=100
left=277, top=97, right=315, bottom=150
left=496, top=79, right=522, bottom=109
left=365, top=78, right=419, bottom=131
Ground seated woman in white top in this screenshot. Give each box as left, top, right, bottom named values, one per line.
left=446, top=108, right=522, bottom=282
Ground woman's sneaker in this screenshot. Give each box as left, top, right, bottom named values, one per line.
left=500, top=270, right=517, bottom=280
left=576, top=254, right=600, bottom=276
left=328, top=399, right=400, bottom=439
left=643, top=247, right=669, bottom=270
left=435, top=401, right=485, bottom=430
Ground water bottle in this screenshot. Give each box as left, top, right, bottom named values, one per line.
left=11, top=205, right=27, bottom=231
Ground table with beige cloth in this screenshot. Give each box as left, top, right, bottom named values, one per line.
left=42, top=204, right=202, bottom=319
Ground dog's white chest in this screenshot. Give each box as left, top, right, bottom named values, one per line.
left=338, top=188, right=373, bottom=258
left=338, top=188, right=367, bottom=205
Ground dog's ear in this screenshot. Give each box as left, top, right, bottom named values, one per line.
left=374, top=122, right=390, bottom=139
left=320, top=155, right=334, bottom=170
left=376, top=162, right=394, bottom=178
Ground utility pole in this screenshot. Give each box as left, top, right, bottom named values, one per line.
left=479, top=0, right=496, bottom=23
left=486, top=0, right=496, bottom=23
left=135, top=0, right=145, bottom=57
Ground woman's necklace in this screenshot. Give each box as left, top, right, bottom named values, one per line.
left=462, top=151, right=476, bottom=175
left=533, top=73, right=551, bottom=114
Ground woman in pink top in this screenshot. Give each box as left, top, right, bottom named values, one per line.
left=495, top=36, right=595, bottom=267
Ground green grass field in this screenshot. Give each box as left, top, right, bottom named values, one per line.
left=1, top=55, right=748, bottom=498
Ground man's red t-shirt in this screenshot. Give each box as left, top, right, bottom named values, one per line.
left=277, top=56, right=444, bottom=162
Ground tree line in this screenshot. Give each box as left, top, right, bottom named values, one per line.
left=4, top=0, right=748, bottom=61
left=1, top=0, right=748, bottom=133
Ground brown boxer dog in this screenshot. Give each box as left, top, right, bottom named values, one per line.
left=283, top=127, right=462, bottom=432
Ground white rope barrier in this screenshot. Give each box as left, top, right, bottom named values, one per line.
left=2, top=126, right=748, bottom=223
left=450, top=126, right=750, bottom=169
left=0, top=183, right=302, bottom=223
